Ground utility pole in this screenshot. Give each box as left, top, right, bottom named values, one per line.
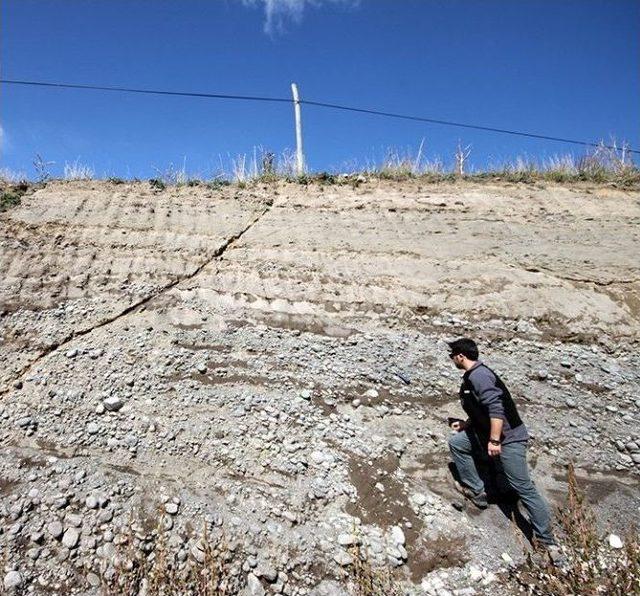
left=291, top=83, right=305, bottom=176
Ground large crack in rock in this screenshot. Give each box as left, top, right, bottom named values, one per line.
left=0, top=204, right=272, bottom=394
left=0, top=182, right=273, bottom=388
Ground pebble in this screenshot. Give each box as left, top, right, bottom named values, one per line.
left=54, top=496, right=69, bottom=509
left=165, top=502, right=179, bottom=515
left=86, top=572, right=101, bottom=588
left=255, top=564, right=278, bottom=582
left=16, top=416, right=32, bottom=428
left=85, top=495, right=99, bottom=509
left=97, top=509, right=113, bottom=523
left=333, top=551, right=354, bottom=566
left=62, top=528, right=80, bottom=549
left=468, top=565, right=483, bottom=582
left=65, top=513, right=82, bottom=528
left=337, top=533, right=358, bottom=546
left=47, top=521, right=64, bottom=540
left=101, top=542, right=116, bottom=560
left=537, top=370, right=549, bottom=381
left=609, top=534, right=623, bottom=549
left=103, top=396, right=123, bottom=412
left=390, top=526, right=406, bottom=546
left=247, top=573, right=265, bottom=596
left=3, top=571, right=24, bottom=591
left=310, top=450, right=330, bottom=465
left=454, top=588, right=476, bottom=596
left=412, top=493, right=428, bottom=506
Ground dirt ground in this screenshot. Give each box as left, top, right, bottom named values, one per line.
left=1, top=178, right=639, bottom=594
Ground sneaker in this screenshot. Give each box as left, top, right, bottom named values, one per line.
left=455, top=484, right=489, bottom=509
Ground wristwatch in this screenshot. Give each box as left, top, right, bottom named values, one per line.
left=489, top=439, right=501, bottom=446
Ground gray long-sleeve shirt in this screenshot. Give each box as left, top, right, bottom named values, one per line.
left=464, top=362, right=529, bottom=444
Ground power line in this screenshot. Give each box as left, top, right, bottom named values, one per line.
left=1, top=78, right=637, bottom=155
left=0, top=79, right=291, bottom=104
left=302, top=99, right=640, bottom=155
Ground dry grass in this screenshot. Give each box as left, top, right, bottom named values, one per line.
left=6, top=142, right=639, bottom=190
left=346, top=542, right=402, bottom=596
left=63, top=158, right=94, bottom=180
left=0, top=167, right=28, bottom=185
left=101, top=521, right=244, bottom=596
left=365, top=141, right=446, bottom=180
left=333, top=141, right=638, bottom=187
left=102, top=516, right=407, bottom=595
left=153, top=158, right=191, bottom=186
left=223, top=147, right=298, bottom=184
left=509, top=463, right=640, bottom=595
left=489, top=142, right=639, bottom=187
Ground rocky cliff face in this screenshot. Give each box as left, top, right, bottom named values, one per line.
left=1, top=179, right=638, bottom=594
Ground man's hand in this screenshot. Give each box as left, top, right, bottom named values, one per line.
left=451, top=420, right=467, bottom=432
left=488, top=418, right=504, bottom=457
left=488, top=441, right=502, bottom=457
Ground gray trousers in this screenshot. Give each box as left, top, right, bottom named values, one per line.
left=448, top=429, right=555, bottom=545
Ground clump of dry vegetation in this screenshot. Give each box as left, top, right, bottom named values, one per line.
left=509, top=463, right=640, bottom=595
left=63, top=158, right=94, bottom=181
left=0, top=167, right=28, bottom=185
left=367, top=140, right=639, bottom=187
left=3, top=141, right=637, bottom=192
left=372, top=140, right=446, bottom=180
left=346, top=542, right=402, bottom=596
left=101, top=522, right=244, bottom=596
left=101, top=518, right=408, bottom=596
left=491, top=142, right=640, bottom=187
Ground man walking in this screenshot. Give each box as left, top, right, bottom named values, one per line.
left=446, top=337, right=556, bottom=549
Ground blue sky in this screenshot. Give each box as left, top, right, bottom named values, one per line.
left=1, top=0, right=638, bottom=179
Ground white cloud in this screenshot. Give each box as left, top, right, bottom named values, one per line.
left=243, top=0, right=356, bottom=35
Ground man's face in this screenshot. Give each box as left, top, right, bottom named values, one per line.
left=449, top=352, right=465, bottom=370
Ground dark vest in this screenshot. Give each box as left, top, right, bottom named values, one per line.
left=459, top=363, right=523, bottom=438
